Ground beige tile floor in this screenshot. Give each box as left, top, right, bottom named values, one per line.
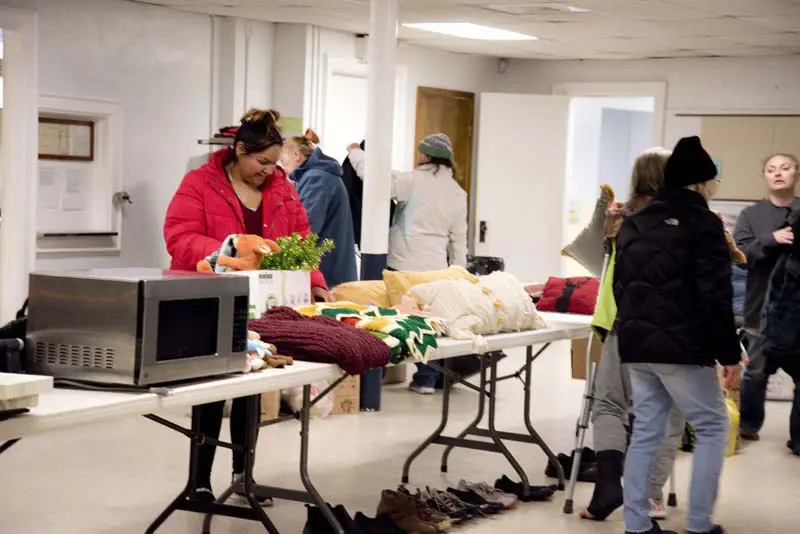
left=1, top=342, right=798, bottom=534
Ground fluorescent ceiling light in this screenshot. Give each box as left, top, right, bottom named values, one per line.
left=402, top=22, right=537, bottom=41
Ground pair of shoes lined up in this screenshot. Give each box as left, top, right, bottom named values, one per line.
left=493, top=474, right=557, bottom=502
left=303, top=503, right=404, bottom=534
left=376, top=480, right=519, bottom=532
left=544, top=447, right=598, bottom=483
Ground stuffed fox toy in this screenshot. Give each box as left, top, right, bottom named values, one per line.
left=197, top=234, right=281, bottom=273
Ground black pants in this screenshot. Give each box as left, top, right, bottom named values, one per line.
left=195, top=397, right=258, bottom=488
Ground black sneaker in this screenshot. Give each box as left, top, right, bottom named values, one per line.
left=232, top=472, right=273, bottom=507
left=354, top=511, right=404, bottom=534
left=625, top=520, right=678, bottom=534
left=189, top=487, right=216, bottom=504
left=787, top=440, right=800, bottom=456
left=446, top=487, right=504, bottom=514
left=687, top=525, right=725, bottom=534
left=494, top=475, right=557, bottom=502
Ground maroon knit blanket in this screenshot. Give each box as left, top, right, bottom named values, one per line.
left=249, top=307, right=391, bottom=375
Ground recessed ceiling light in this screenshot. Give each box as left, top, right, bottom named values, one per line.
left=402, top=22, right=538, bottom=41
left=566, top=5, right=591, bottom=13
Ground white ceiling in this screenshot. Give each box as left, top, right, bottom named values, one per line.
left=132, top=0, right=800, bottom=60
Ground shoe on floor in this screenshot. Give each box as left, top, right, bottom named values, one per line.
left=188, top=487, right=216, bottom=504
left=423, top=487, right=475, bottom=524
left=545, top=451, right=598, bottom=483
left=740, top=429, right=760, bottom=441
left=446, top=487, right=504, bottom=514
left=408, top=383, right=435, bottom=395
left=687, top=525, right=725, bottom=534
left=625, top=519, right=678, bottom=534
left=649, top=499, right=668, bottom=520
left=493, top=475, right=556, bottom=502
left=787, top=440, right=800, bottom=455
left=231, top=472, right=273, bottom=507
left=354, top=512, right=404, bottom=534
left=377, top=489, right=450, bottom=533
left=458, top=479, right=518, bottom=509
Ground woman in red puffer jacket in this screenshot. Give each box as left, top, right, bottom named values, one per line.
left=163, top=108, right=330, bottom=506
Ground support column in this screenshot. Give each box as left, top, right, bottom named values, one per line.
left=359, top=0, right=398, bottom=412
left=361, top=0, right=398, bottom=281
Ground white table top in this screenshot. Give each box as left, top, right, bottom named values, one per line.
left=428, top=312, right=592, bottom=361
left=0, top=312, right=591, bottom=442
left=0, top=361, right=342, bottom=442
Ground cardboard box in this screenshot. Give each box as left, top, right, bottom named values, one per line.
left=234, top=270, right=312, bottom=318
left=332, top=375, right=360, bottom=415
left=260, top=390, right=281, bottom=423
left=571, top=336, right=603, bottom=380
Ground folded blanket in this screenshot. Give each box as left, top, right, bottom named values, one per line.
left=249, top=307, right=391, bottom=374
left=296, top=302, right=440, bottom=364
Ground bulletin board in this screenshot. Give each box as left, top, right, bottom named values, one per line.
left=698, top=115, right=800, bottom=200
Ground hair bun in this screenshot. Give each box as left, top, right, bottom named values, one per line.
left=304, top=128, right=320, bottom=145
left=241, top=108, right=281, bottom=126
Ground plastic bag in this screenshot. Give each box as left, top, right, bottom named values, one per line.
left=281, top=381, right=333, bottom=419
left=725, top=392, right=740, bottom=457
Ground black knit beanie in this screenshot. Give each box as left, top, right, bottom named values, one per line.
left=664, top=136, right=718, bottom=188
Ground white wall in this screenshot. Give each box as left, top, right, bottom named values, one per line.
left=3, top=0, right=212, bottom=272
left=272, top=23, right=308, bottom=126
left=493, top=55, right=800, bottom=148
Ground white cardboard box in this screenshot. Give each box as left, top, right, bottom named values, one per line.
left=234, top=270, right=312, bottom=318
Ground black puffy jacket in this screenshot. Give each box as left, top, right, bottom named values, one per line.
left=613, top=187, right=740, bottom=367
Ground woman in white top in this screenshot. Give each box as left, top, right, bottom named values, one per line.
left=348, top=133, right=468, bottom=271
left=348, top=133, right=469, bottom=393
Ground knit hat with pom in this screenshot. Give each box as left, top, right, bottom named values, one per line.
left=664, top=136, right=718, bottom=188
left=418, top=133, right=453, bottom=161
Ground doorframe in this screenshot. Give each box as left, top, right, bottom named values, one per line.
left=320, top=56, right=408, bottom=170
left=0, top=6, right=39, bottom=322
left=553, top=82, right=667, bottom=146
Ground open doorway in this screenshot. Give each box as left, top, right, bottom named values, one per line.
left=563, top=96, right=656, bottom=276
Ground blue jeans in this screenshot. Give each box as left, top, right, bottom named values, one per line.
left=624, top=364, right=728, bottom=534
left=412, top=363, right=439, bottom=388
left=740, top=333, right=800, bottom=447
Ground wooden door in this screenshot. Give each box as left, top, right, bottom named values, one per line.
left=414, top=87, right=475, bottom=201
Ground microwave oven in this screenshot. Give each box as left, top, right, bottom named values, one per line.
left=25, top=268, right=250, bottom=386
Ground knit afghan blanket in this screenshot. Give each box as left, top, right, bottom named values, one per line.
left=249, top=306, right=391, bottom=375
left=295, top=302, right=441, bottom=364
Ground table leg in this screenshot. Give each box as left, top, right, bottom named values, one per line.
left=440, top=356, right=488, bottom=473
left=0, top=438, right=20, bottom=456
left=145, top=406, right=204, bottom=534
left=486, top=351, right=531, bottom=497
left=401, top=357, right=453, bottom=484
left=522, top=344, right=566, bottom=491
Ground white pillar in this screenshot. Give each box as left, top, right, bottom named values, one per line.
left=361, top=0, right=398, bottom=264
left=0, top=9, right=39, bottom=322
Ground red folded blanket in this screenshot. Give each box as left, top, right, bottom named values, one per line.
left=249, top=307, right=391, bottom=375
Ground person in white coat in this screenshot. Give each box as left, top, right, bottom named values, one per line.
left=348, top=133, right=469, bottom=393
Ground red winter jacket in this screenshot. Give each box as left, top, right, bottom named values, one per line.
left=164, top=148, right=327, bottom=289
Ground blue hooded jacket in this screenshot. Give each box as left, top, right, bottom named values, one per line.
left=293, top=148, right=358, bottom=288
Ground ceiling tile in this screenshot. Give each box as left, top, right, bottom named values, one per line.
left=742, top=15, right=800, bottom=30
left=657, top=16, right=777, bottom=36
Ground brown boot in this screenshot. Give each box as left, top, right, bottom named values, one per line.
left=377, top=490, right=450, bottom=533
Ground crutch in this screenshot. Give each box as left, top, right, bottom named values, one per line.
left=563, top=240, right=612, bottom=514
left=667, top=466, right=677, bottom=506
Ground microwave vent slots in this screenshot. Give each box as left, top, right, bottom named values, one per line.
left=34, top=342, right=116, bottom=369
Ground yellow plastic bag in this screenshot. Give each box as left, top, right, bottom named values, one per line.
left=725, top=392, right=740, bottom=457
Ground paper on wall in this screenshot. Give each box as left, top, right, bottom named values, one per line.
left=37, top=166, right=60, bottom=209
left=62, top=168, right=89, bottom=211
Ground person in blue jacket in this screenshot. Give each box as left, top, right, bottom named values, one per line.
left=281, top=128, right=358, bottom=288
